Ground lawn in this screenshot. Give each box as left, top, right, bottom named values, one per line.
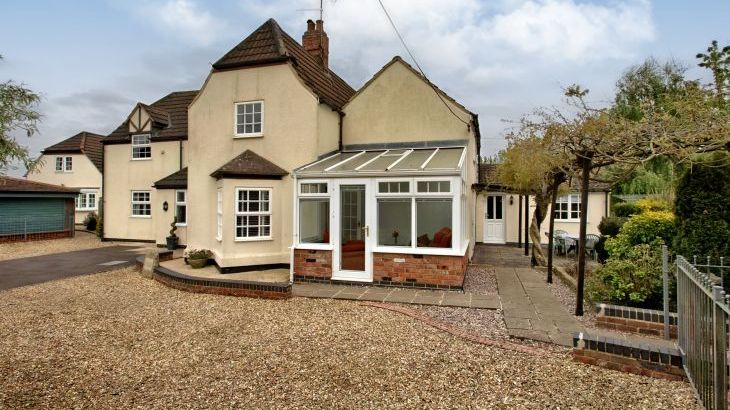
left=0, top=268, right=697, bottom=409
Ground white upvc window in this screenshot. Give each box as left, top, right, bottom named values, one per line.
left=216, top=188, right=223, bottom=241
left=76, top=190, right=97, bottom=211
left=234, top=188, right=271, bottom=240
left=175, top=190, right=187, bottom=225
left=555, top=194, right=582, bottom=221
left=374, top=178, right=455, bottom=250
left=131, top=191, right=151, bottom=217
left=55, top=156, right=72, bottom=172
left=298, top=181, right=330, bottom=245
left=131, top=134, right=151, bottom=160
left=234, top=101, right=263, bottom=137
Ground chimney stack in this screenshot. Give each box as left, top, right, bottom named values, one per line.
left=302, top=19, right=329, bottom=68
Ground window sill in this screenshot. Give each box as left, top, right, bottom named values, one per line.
left=373, top=246, right=464, bottom=257
left=175, top=223, right=187, bottom=227
left=554, top=220, right=587, bottom=224
left=131, top=158, right=152, bottom=161
left=296, top=243, right=333, bottom=251
left=233, top=133, right=264, bottom=139
left=234, top=237, right=273, bottom=242
left=130, top=215, right=152, bottom=219
left=76, top=209, right=98, bottom=212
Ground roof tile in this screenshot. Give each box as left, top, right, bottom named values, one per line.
left=211, top=150, right=288, bottom=179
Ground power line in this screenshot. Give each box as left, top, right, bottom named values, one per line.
left=376, top=0, right=471, bottom=128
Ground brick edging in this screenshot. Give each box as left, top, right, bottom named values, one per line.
left=360, top=301, right=551, bottom=357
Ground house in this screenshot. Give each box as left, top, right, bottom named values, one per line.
left=474, top=163, right=610, bottom=245
left=0, top=176, right=78, bottom=242
left=26, top=132, right=104, bottom=224
left=101, top=18, right=480, bottom=288
left=102, top=90, right=197, bottom=245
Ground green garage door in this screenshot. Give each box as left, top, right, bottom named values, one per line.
left=0, top=198, right=68, bottom=235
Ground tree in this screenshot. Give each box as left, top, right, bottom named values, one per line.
left=497, top=129, right=567, bottom=274
left=696, top=40, right=730, bottom=108
left=0, top=54, right=41, bottom=174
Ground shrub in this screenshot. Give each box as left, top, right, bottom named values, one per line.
left=83, top=212, right=98, bottom=231
left=595, top=236, right=609, bottom=263
left=613, top=202, right=641, bottom=217
left=605, top=211, right=675, bottom=259
left=673, top=157, right=730, bottom=260
left=587, top=242, right=664, bottom=308
left=186, top=249, right=212, bottom=260
left=95, top=217, right=103, bottom=238
left=635, top=197, right=672, bottom=213
left=598, top=216, right=626, bottom=237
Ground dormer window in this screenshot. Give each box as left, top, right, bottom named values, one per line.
left=132, top=134, right=151, bottom=160
left=234, top=101, right=263, bottom=137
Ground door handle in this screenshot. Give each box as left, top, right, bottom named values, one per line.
left=362, top=225, right=369, bottom=237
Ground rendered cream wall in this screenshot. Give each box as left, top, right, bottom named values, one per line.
left=154, top=189, right=187, bottom=246
left=342, top=59, right=473, bottom=146
left=187, top=63, right=331, bottom=267
left=343, top=58, right=478, bottom=258
left=27, top=153, right=102, bottom=224
left=103, top=140, right=186, bottom=241
left=475, top=191, right=608, bottom=243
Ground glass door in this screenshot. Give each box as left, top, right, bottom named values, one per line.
left=333, top=181, right=372, bottom=281
left=484, top=194, right=505, bottom=244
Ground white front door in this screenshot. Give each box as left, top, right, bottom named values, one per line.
left=332, top=180, right=372, bottom=282
left=484, top=194, right=505, bottom=244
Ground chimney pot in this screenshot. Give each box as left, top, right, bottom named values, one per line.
left=302, top=19, right=329, bottom=68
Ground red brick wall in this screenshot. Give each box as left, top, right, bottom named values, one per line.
left=0, top=230, right=73, bottom=243
left=596, top=316, right=678, bottom=339
left=293, top=249, right=332, bottom=279
left=373, top=252, right=467, bottom=288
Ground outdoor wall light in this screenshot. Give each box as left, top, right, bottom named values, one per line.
left=163, top=201, right=169, bottom=212
left=509, top=196, right=514, bottom=205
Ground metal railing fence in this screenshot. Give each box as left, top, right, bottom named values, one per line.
left=677, top=255, right=729, bottom=410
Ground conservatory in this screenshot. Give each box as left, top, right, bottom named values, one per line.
left=292, top=146, right=470, bottom=288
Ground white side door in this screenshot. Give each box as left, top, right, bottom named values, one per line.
left=332, top=179, right=373, bottom=282
left=484, top=194, right=505, bottom=244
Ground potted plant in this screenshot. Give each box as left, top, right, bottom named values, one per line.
left=166, top=217, right=179, bottom=250
left=186, top=249, right=211, bottom=269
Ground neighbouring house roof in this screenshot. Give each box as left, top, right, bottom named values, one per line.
left=0, top=176, right=79, bottom=194
left=154, top=167, right=188, bottom=189
left=212, top=18, right=355, bottom=110
left=210, top=150, right=288, bottom=180
left=295, top=146, right=466, bottom=178
left=41, top=131, right=104, bottom=172
left=104, top=90, right=198, bottom=145
left=476, top=163, right=611, bottom=192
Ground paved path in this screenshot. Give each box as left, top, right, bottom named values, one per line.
left=293, top=283, right=500, bottom=309
left=476, top=245, right=584, bottom=346
left=0, top=246, right=145, bottom=290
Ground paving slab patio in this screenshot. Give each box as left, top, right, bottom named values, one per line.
left=474, top=244, right=586, bottom=347
left=293, top=283, right=501, bottom=309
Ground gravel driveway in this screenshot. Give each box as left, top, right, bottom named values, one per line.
left=0, top=268, right=698, bottom=409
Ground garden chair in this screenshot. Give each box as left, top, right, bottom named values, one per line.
left=546, top=230, right=568, bottom=255
left=584, top=234, right=601, bottom=261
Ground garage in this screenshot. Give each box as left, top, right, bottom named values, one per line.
left=0, top=176, right=79, bottom=242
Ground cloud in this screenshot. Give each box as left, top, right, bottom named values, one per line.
left=134, top=0, right=228, bottom=46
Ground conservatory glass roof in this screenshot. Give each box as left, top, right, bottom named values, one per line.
left=295, top=147, right=466, bottom=177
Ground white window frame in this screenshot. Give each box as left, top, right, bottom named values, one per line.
left=371, top=177, right=461, bottom=255
left=234, top=101, right=264, bottom=138
left=554, top=194, right=582, bottom=222
left=234, top=187, right=272, bottom=241
left=131, top=134, right=152, bottom=160
left=297, top=180, right=332, bottom=249
left=175, top=190, right=187, bottom=226
left=55, top=156, right=72, bottom=173
left=131, top=190, right=151, bottom=218
left=216, top=188, right=223, bottom=241
left=376, top=179, right=411, bottom=196
left=75, top=189, right=98, bottom=211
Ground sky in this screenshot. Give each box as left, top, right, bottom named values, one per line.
left=2, top=0, right=729, bottom=176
